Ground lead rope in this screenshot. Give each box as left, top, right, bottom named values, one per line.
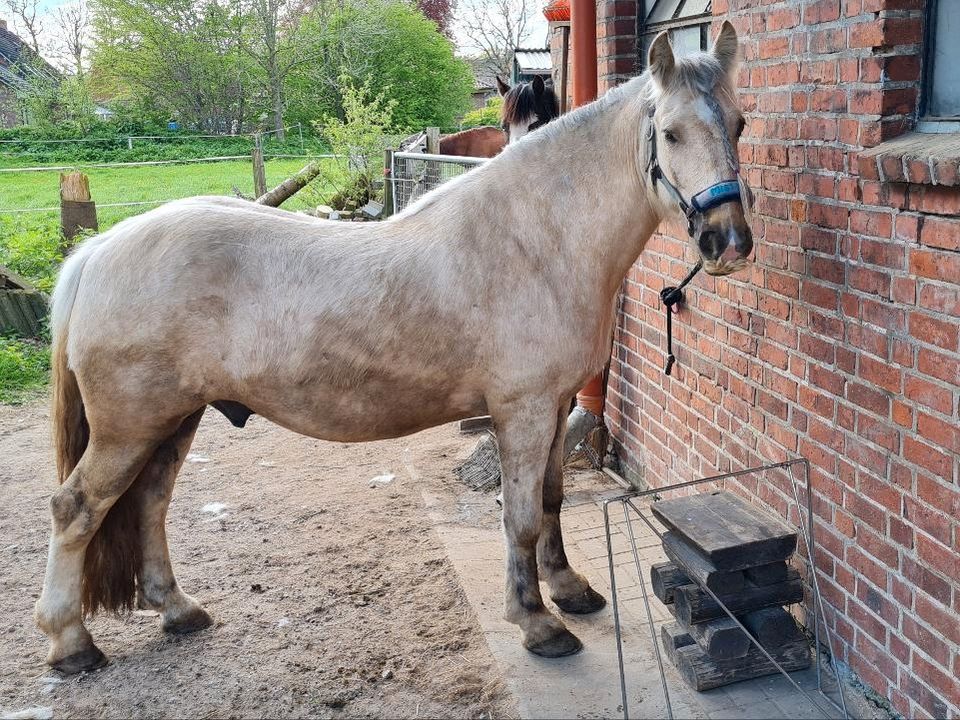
left=659, top=260, right=703, bottom=375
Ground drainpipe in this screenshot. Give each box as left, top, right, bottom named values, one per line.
left=566, top=0, right=606, bottom=447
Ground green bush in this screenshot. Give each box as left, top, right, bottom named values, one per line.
left=0, top=215, right=63, bottom=293
left=461, top=97, right=503, bottom=129
left=0, top=334, right=50, bottom=405
left=0, top=125, right=328, bottom=168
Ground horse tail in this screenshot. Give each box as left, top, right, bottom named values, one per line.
left=51, top=231, right=142, bottom=615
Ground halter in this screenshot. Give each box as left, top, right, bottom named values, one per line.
left=645, top=106, right=743, bottom=237
left=645, top=103, right=746, bottom=375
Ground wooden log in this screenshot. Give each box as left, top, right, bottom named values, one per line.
left=651, top=491, right=797, bottom=571
left=741, top=606, right=799, bottom=648
left=673, top=569, right=803, bottom=626
left=675, top=624, right=811, bottom=691
left=660, top=622, right=695, bottom=666
left=650, top=562, right=691, bottom=605
left=252, top=144, right=267, bottom=198
left=59, top=172, right=98, bottom=247
left=663, top=531, right=745, bottom=595
left=744, top=561, right=790, bottom=586
left=687, top=615, right=751, bottom=660
left=256, top=162, right=321, bottom=207
left=426, top=127, right=440, bottom=154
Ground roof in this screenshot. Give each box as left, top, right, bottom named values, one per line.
left=469, top=56, right=501, bottom=91
left=513, top=48, right=552, bottom=73
left=0, top=24, right=58, bottom=89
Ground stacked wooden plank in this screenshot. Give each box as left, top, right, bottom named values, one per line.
left=0, top=265, right=47, bottom=337
left=649, top=491, right=811, bottom=691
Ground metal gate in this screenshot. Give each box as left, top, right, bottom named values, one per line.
left=390, top=151, right=487, bottom=214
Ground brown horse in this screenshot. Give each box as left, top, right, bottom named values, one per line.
left=36, top=23, right=752, bottom=673
left=439, top=127, right=506, bottom=158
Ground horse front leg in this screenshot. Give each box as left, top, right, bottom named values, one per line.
left=496, top=399, right=582, bottom=657
left=538, top=406, right=607, bottom=614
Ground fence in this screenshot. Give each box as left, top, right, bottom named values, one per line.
left=390, top=151, right=486, bottom=214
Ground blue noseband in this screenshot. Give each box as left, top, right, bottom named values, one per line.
left=690, top=180, right=742, bottom=213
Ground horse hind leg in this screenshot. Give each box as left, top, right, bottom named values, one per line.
left=537, top=406, right=606, bottom=614
left=35, top=437, right=159, bottom=674
left=130, top=409, right=212, bottom=634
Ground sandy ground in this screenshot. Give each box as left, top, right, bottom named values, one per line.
left=0, top=401, right=518, bottom=719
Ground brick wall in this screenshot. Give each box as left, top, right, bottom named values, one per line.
left=602, top=1, right=960, bottom=718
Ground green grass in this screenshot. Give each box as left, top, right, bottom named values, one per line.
left=0, top=157, right=348, bottom=227
left=0, top=335, right=50, bottom=404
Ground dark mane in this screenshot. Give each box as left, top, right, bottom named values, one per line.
left=500, top=81, right=560, bottom=126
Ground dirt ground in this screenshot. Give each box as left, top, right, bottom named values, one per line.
left=0, top=400, right=519, bottom=719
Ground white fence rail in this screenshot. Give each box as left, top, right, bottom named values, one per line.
left=391, top=151, right=486, bottom=214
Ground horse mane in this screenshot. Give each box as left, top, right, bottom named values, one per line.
left=500, top=81, right=560, bottom=126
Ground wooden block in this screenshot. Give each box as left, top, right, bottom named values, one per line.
left=660, top=622, right=695, bottom=666
left=675, top=628, right=811, bottom=691
left=663, top=530, right=745, bottom=595
left=741, top=606, right=799, bottom=648
left=650, top=562, right=691, bottom=605
left=651, top=491, right=797, bottom=571
left=687, top=615, right=751, bottom=660
left=744, top=561, right=790, bottom=586
left=673, top=569, right=803, bottom=626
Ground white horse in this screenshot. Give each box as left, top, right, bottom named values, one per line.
left=36, top=23, right=752, bottom=673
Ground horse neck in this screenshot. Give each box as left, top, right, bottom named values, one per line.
left=498, top=86, right=664, bottom=302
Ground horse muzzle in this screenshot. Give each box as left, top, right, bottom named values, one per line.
left=698, top=214, right=753, bottom=277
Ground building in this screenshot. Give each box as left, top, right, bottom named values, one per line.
left=511, top=48, right=553, bottom=85
left=0, top=17, right=60, bottom=128
left=547, top=1, right=960, bottom=718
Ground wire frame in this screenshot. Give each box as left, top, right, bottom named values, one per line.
left=391, top=151, right=486, bottom=214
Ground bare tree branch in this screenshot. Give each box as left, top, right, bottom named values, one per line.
left=455, top=0, right=536, bottom=77
left=2, top=0, right=43, bottom=53
left=50, top=1, right=89, bottom=75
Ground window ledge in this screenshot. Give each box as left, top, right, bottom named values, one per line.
left=857, top=132, right=960, bottom=186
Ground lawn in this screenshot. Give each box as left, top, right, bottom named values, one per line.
left=0, top=156, right=348, bottom=227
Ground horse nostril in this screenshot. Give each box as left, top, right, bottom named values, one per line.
left=698, top=230, right=725, bottom=260
left=738, top=228, right=753, bottom=257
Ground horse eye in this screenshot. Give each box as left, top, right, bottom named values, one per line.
left=663, top=130, right=679, bottom=144
left=735, top=118, right=746, bottom=138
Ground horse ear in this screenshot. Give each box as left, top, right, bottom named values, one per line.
left=712, top=20, right=740, bottom=75
left=496, top=76, right=511, bottom=96
left=532, top=75, right=545, bottom=95
left=647, top=32, right=675, bottom=90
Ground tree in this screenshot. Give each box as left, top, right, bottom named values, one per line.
left=416, top=0, right=452, bottom=37
left=50, top=1, right=90, bottom=76
left=287, top=0, right=473, bottom=131
left=2, top=0, right=43, bottom=53
left=455, top=0, right=536, bottom=76
left=239, top=0, right=322, bottom=139
left=90, top=0, right=255, bottom=132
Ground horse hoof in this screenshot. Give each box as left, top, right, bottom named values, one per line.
left=162, top=606, right=213, bottom=635
left=51, top=645, right=108, bottom=675
left=524, top=627, right=583, bottom=658
left=552, top=586, right=607, bottom=615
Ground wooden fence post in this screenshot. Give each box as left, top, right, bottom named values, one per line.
left=252, top=135, right=267, bottom=198
left=60, top=172, right=98, bottom=251
left=426, top=127, right=440, bottom=154
left=383, top=148, right=394, bottom=217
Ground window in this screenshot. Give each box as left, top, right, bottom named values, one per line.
left=637, top=0, right=712, bottom=70
left=921, top=0, right=960, bottom=131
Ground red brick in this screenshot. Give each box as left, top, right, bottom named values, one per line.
left=909, top=248, right=960, bottom=282
left=903, top=437, right=953, bottom=478
left=919, top=216, right=960, bottom=252
left=847, top=382, right=890, bottom=416
left=859, top=354, right=902, bottom=393
left=904, top=374, right=954, bottom=415
left=909, top=312, right=958, bottom=352
left=918, top=284, right=960, bottom=317
left=917, top=347, right=960, bottom=385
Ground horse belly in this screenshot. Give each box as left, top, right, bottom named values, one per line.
left=234, top=368, right=487, bottom=443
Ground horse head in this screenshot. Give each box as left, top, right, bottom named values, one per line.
left=497, top=75, right=560, bottom=143
left=642, top=21, right=753, bottom=276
